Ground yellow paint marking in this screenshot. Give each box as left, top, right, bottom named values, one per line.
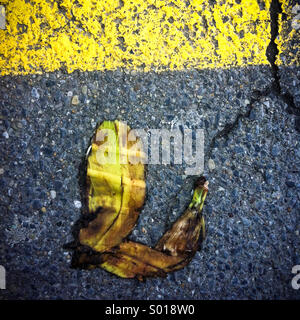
left=0, top=0, right=295, bottom=75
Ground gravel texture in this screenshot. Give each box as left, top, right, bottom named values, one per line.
left=0, top=66, right=299, bottom=299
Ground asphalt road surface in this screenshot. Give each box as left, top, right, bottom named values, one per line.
left=0, top=0, right=299, bottom=299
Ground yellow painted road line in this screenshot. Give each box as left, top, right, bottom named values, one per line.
left=0, top=0, right=296, bottom=76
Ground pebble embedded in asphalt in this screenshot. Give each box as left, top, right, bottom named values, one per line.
left=50, top=190, right=56, bottom=200
left=74, top=200, right=82, bottom=209
left=208, top=159, right=216, bottom=171
left=71, top=95, right=79, bottom=105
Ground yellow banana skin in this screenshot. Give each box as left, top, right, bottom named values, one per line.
left=73, top=120, right=208, bottom=280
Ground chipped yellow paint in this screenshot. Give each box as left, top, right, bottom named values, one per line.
left=0, top=0, right=292, bottom=75
left=277, top=0, right=300, bottom=66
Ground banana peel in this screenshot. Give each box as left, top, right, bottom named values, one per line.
left=73, top=120, right=209, bottom=281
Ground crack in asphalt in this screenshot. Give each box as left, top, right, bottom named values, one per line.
left=206, top=86, right=271, bottom=160
left=207, top=0, right=300, bottom=157
left=266, top=0, right=282, bottom=94
left=267, top=0, right=300, bottom=121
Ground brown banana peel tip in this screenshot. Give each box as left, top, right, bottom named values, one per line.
left=194, top=176, right=207, bottom=188
left=72, top=120, right=208, bottom=280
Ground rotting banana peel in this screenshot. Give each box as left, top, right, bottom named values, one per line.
left=73, top=120, right=208, bottom=280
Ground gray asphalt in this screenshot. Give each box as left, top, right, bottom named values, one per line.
left=0, top=65, right=299, bottom=299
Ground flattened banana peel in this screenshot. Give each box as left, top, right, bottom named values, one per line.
left=73, top=120, right=208, bottom=280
